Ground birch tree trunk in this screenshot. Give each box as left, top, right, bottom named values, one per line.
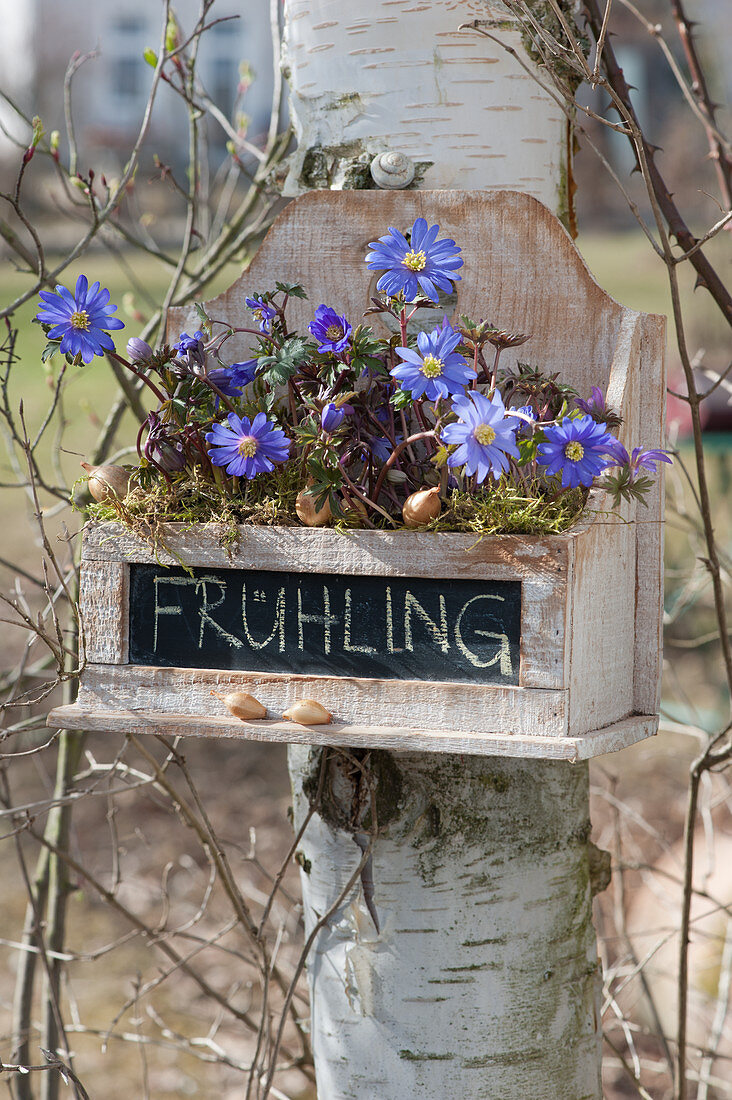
left=291, top=749, right=602, bottom=1098
left=281, top=0, right=573, bottom=226
left=282, top=2, right=602, bottom=1097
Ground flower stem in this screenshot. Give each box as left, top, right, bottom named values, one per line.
left=338, top=460, right=394, bottom=526
left=373, top=430, right=436, bottom=502
left=201, top=377, right=238, bottom=416
left=489, top=345, right=503, bottom=393
left=110, top=351, right=168, bottom=404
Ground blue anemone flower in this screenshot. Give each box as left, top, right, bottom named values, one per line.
left=507, top=404, right=536, bottom=438
left=321, top=402, right=347, bottom=433
left=206, top=412, right=290, bottom=479
left=537, top=415, right=617, bottom=488
left=35, top=275, right=124, bottom=364
left=309, top=305, right=352, bottom=355
left=176, top=330, right=205, bottom=354
left=226, top=360, right=258, bottom=391
left=441, top=390, right=519, bottom=483
left=245, top=296, right=277, bottom=334
left=604, top=441, right=673, bottom=479
left=370, top=434, right=402, bottom=464
left=230, top=359, right=258, bottom=386
left=392, top=320, right=475, bottom=401
left=629, top=447, right=673, bottom=474
left=365, top=217, right=463, bottom=303
left=207, top=360, right=258, bottom=398
left=174, top=331, right=207, bottom=374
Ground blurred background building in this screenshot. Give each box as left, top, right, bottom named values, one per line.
left=0, top=0, right=275, bottom=178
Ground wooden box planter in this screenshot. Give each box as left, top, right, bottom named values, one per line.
left=48, top=190, right=666, bottom=760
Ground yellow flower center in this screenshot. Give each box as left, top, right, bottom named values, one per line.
left=238, top=436, right=258, bottom=458
left=565, top=441, right=584, bottom=462
left=70, top=310, right=90, bottom=330
left=420, top=354, right=444, bottom=378
left=403, top=249, right=427, bottom=272
left=474, top=424, right=496, bottom=446
left=326, top=323, right=344, bottom=341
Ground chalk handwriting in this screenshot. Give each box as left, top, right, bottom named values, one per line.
left=132, top=565, right=521, bottom=685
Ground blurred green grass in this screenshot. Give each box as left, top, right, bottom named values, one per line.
left=578, top=230, right=729, bottom=356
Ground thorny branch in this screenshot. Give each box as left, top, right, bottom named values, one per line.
left=469, top=1, right=732, bottom=1096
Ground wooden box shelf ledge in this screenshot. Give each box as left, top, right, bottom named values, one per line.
left=48, top=500, right=658, bottom=760
left=47, top=189, right=665, bottom=760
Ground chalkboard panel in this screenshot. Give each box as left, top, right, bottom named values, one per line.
left=128, top=564, right=521, bottom=685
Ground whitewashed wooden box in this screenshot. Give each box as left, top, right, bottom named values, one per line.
left=48, top=190, right=666, bottom=760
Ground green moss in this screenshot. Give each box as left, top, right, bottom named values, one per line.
left=424, top=803, right=441, bottom=838
left=301, top=749, right=326, bottom=808
left=300, top=147, right=332, bottom=190
left=410, top=161, right=433, bottom=187
left=443, top=962, right=494, bottom=972
left=569, top=818, right=593, bottom=846
left=298, top=142, right=370, bottom=189
left=368, top=750, right=405, bottom=830
left=87, top=465, right=588, bottom=544
left=86, top=462, right=303, bottom=529
left=324, top=92, right=365, bottom=112
left=462, top=936, right=508, bottom=948
left=427, top=976, right=476, bottom=985
left=302, top=748, right=405, bottom=834
left=419, top=483, right=587, bottom=536
left=397, top=757, right=592, bottom=886
left=477, top=770, right=511, bottom=794
left=556, top=147, right=572, bottom=235
left=342, top=154, right=375, bottom=190
left=463, top=1049, right=543, bottom=1068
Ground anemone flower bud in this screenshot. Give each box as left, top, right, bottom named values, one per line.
left=153, top=440, right=187, bottom=472
left=508, top=404, right=536, bottom=438
left=321, top=402, right=346, bottom=433
left=126, top=337, right=154, bottom=363
left=142, top=412, right=185, bottom=472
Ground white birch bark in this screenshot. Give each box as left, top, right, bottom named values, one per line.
left=281, top=0, right=571, bottom=220
left=281, top=2, right=602, bottom=1096
left=290, top=748, right=602, bottom=1098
